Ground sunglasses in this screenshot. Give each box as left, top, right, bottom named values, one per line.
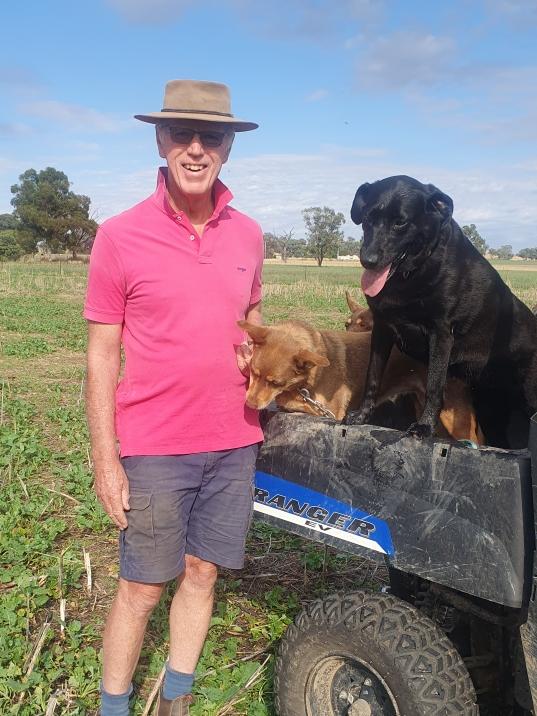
left=164, top=125, right=230, bottom=148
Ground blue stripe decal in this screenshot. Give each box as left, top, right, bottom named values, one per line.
left=254, top=471, right=394, bottom=557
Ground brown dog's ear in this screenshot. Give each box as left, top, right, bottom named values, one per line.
left=425, top=185, right=453, bottom=223
left=345, top=290, right=360, bottom=313
left=350, top=182, right=371, bottom=225
left=294, top=349, right=330, bottom=372
left=237, top=320, right=269, bottom=344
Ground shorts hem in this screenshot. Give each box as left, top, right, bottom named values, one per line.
left=186, top=547, right=245, bottom=570
left=119, top=562, right=185, bottom=584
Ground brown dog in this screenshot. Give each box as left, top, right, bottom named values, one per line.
left=238, top=319, right=483, bottom=443
left=344, top=291, right=373, bottom=332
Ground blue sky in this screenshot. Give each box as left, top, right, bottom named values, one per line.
left=1, top=0, right=537, bottom=249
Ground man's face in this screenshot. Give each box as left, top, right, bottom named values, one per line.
left=156, top=119, right=234, bottom=200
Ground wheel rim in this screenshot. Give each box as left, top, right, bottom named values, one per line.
left=305, top=653, right=400, bottom=716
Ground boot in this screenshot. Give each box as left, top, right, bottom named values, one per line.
left=156, top=691, right=193, bottom=716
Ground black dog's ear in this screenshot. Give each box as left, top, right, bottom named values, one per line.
left=425, top=184, right=453, bottom=222
left=350, top=182, right=371, bottom=225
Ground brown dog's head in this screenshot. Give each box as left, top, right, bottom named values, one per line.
left=344, top=291, right=374, bottom=332
left=237, top=320, right=330, bottom=409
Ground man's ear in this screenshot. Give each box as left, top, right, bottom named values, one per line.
left=294, top=349, right=330, bottom=372
left=156, top=125, right=166, bottom=159
left=237, top=320, right=269, bottom=344
left=350, top=182, right=371, bottom=225
left=425, top=184, right=453, bottom=223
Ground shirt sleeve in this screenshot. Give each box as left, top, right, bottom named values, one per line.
left=83, top=227, right=126, bottom=324
left=249, top=227, right=264, bottom=305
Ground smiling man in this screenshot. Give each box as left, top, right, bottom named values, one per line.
left=84, top=80, right=263, bottom=716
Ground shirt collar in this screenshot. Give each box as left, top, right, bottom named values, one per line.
left=152, top=167, right=233, bottom=222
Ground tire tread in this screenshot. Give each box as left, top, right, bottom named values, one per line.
left=275, top=590, right=478, bottom=716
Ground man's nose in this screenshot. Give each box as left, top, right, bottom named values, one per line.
left=186, top=134, right=204, bottom=154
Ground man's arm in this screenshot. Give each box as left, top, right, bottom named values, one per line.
left=245, top=299, right=262, bottom=325
left=86, top=321, right=130, bottom=529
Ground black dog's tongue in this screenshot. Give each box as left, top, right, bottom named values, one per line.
left=361, top=263, right=392, bottom=297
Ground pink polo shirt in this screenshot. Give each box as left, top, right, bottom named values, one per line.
left=84, top=168, right=264, bottom=456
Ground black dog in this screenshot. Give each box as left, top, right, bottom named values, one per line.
left=345, top=175, right=537, bottom=448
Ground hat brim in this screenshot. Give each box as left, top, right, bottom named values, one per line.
left=134, top=112, right=258, bottom=132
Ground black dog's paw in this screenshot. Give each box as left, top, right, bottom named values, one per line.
left=344, top=409, right=370, bottom=426
left=406, top=422, right=433, bottom=439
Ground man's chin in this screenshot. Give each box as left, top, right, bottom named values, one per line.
left=173, top=176, right=213, bottom=198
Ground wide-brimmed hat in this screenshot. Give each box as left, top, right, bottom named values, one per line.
left=134, top=79, right=258, bottom=132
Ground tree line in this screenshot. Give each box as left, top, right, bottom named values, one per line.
left=1, top=168, right=535, bottom=264
left=266, top=219, right=537, bottom=265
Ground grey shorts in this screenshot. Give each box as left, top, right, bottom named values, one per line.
left=119, top=444, right=258, bottom=583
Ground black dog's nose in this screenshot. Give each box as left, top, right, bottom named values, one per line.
left=361, top=252, right=380, bottom=270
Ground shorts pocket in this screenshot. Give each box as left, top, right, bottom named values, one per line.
left=125, top=493, right=155, bottom=554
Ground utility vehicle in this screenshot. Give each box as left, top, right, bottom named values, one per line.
left=253, top=411, right=537, bottom=715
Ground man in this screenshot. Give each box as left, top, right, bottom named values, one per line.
left=84, top=80, right=263, bottom=716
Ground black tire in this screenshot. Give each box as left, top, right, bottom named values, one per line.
left=274, top=590, right=478, bottom=716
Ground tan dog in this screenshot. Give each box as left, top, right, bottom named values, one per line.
left=344, top=290, right=373, bottom=332
left=238, top=319, right=483, bottom=443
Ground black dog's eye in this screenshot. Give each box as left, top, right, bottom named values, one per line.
left=393, top=220, right=409, bottom=231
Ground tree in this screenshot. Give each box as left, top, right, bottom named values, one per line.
left=462, top=224, right=488, bottom=256
left=286, top=238, right=308, bottom=258
left=339, top=236, right=363, bottom=257
left=10, top=167, right=98, bottom=256
left=492, top=244, right=514, bottom=260
left=263, top=230, right=295, bottom=261
left=302, top=206, right=345, bottom=266
left=0, top=231, right=23, bottom=261
left=263, top=232, right=279, bottom=259
left=0, top=213, right=18, bottom=231
left=59, top=194, right=98, bottom=258
left=519, top=248, right=537, bottom=260
left=278, top=229, right=294, bottom=262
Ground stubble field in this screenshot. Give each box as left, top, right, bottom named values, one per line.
left=1, top=259, right=537, bottom=715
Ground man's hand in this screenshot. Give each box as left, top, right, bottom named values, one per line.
left=236, top=341, right=254, bottom=376
left=93, top=460, right=130, bottom=530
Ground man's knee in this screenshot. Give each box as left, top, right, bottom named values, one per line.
left=116, top=578, right=165, bottom=617
left=182, top=555, right=218, bottom=592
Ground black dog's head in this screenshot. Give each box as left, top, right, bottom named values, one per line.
left=351, top=175, right=453, bottom=297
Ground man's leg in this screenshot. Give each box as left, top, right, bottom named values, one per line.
left=102, top=578, right=165, bottom=693
left=168, top=554, right=218, bottom=671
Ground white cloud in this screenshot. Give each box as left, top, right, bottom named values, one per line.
left=230, top=0, right=382, bottom=40
left=219, top=150, right=537, bottom=249
left=80, top=150, right=537, bottom=249
left=0, top=122, right=32, bottom=137
left=488, top=0, right=537, bottom=26
left=106, top=0, right=193, bottom=23
left=19, top=100, right=126, bottom=132
left=107, top=0, right=385, bottom=33
left=305, top=89, right=328, bottom=102
left=0, top=66, right=42, bottom=91
left=356, top=31, right=458, bottom=90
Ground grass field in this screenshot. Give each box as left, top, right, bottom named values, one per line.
left=1, top=260, right=537, bottom=715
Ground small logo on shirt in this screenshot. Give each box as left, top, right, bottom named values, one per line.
left=237, top=266, right=247, bottom=272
